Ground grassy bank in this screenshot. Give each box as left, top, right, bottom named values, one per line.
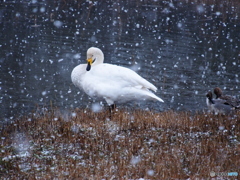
left=0, top=108, right=239, bottom=179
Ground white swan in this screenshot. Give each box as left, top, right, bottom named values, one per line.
left=71, top=47, right=164, bottom=109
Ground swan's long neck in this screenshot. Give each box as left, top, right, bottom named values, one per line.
left=95, top=51, right=104, bottom=65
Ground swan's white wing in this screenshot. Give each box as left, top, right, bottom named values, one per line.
left=89, top=64, right=158, bottom=92
left=79, top=63, right=163, bottom=104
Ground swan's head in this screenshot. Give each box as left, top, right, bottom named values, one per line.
left=86, top=47, right=104, bottom=71
left=213, top=87, right=222, bottom=98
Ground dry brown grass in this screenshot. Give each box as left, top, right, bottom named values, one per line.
left=0, top=108, right=239, bottom=179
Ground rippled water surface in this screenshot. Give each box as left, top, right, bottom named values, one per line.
left=1, top=0, right=240, bottom=120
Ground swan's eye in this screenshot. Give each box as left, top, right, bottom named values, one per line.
left=92, top=58, right=96, bottom=63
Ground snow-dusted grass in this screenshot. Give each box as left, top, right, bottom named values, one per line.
left=0, top=108, right=239, bottom=179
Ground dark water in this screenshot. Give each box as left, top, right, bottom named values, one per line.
left=1, top=0, right=240, bottom=121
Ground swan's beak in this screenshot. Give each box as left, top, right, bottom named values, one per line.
left=86, top=58, right=92, bottom=71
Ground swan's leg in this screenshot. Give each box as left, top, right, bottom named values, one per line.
left=110, top=104, right=116, bottom=111
left=108, top=104, right=116, bottom=119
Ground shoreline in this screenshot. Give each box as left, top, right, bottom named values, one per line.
left=1, top=108, right=239, bottom=179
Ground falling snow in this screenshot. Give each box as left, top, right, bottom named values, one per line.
left=1, top=0, right=240, bottom=177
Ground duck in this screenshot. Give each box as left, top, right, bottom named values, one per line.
left=206, top=91, right=233, bottom=115
left=214, top=87, right=240, bottom=108
left=71, top=47, right=164, bottom=112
